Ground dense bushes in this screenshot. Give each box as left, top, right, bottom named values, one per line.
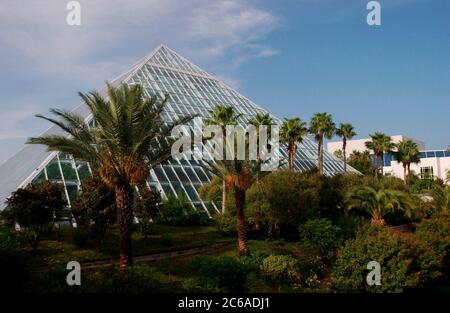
left=3, top=181, right=66, bottom=231
left=157, top=194, right=206, bottom=226
left=71, top=173, right=116, bottom=246
left=331, top=225, right=443, bottom=292
left=246, top=170, right=322, bottom=237
left=298, top=218, right=343, bottom=261
left=186, top=256, right=248, bottom=292
left=260, top=255, right=299, bottom=283
left=416, top=213, right=450, bottom=270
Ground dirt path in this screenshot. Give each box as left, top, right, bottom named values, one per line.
left=81, top=241, right=232, bottom=269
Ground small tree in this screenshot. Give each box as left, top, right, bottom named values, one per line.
left=4, top=181, right=66, bottom=248
left=71, top=173, right=116, bottom=248
left=133, top=185, right=161, bottom=237
left=347, top=150, right=373, bottom=175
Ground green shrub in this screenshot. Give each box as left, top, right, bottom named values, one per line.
left=72, top=227, right=89, bottom=248
left=239, top=251, right=268, bottom=271
left=157, top=194, right=205, bottom=226
left=190, top=256, right=247, bottom=292
left=214, top=211, right=236, bottom=235
left=416, top=213, right=450, bottom=270
left=260, top=255, right=299, bottom=284
left=336, top=214, right=367, bottom=239
left=331, top=225, right=443, bottom=292
left=297, top=256, right=325, bottom=289
left=246, top=170, right=321, bottom=238
left=298, top=218, right=343, bottom=260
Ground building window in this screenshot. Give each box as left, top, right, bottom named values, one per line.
left=420, top=166, right=434, bottom=180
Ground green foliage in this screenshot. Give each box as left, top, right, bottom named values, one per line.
left=331, top=225, right=443, bottom=292
left=189, top=256, right=248, bottom=292
left=133, top=186, right=161, bottom=237
left=28, top=264, right=163, bottom=293
left=213, top=211, right=236, bottom=235
left=246, top=170, right=321, bottom=237
left=336, top=214, right=368, bottom=239
left=198, top=176, right=235, bottom=212
left=416, top=214, right=450, bottom=270
left=239, top=251, right=268, bottom=271
left=298, top=218, right=343, bottom=260
left=260, top=255, right=299, bottom=283
left=71, top=173, right=116, bottom=246
left=157, top=194, right=205, bottom=226
left=3, top=181, right=66, bottom=231
left=345, top=185, right=413, bottom=223
left=348, top=150, right=373, bottom=175
left=297, top=256, right=325, bottom=290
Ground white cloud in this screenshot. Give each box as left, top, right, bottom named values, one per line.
left=0, top=0, right=279, bottom=83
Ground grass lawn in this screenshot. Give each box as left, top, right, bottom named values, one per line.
left=24, top=224, right=232, bottom=270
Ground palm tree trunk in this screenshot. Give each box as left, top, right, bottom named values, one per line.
left=222, top=180, right=227, bottom=214
left=288, top=142, right=293, bottom=170
left=234, top=187, right=249, bottom=256
left=115, top=183, right=134, bottom=270
left=403, top=163, right=408, bottom=190
left=318, top=135, right=324, bottom=175
left=407, top=163, right=411, bottom=190
left=222, top=127, right=227, bottom=213
left=380, top=153, right=384, bottom=176
left=374, top=153, right=378, bottom=177
left=343, top=138, right=347, bottom=172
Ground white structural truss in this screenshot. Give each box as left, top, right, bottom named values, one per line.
left=0, top=45, right=358, bottom=215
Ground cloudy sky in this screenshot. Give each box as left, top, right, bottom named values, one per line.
left=0, top=0, right=449, bottom=163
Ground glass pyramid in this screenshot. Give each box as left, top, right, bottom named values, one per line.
left=0, top=45, right=358, bottom=215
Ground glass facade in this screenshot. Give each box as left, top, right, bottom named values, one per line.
left=0, top=45, right=358, bottom=215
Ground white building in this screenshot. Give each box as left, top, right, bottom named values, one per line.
left=327, top=135, right=449, bottom=183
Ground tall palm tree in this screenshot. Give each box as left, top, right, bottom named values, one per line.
left=379, top=134, right=395, bottom=176
left=345, top=185, right=413, bottom=225
left=309, top=113, right=335, bottom=175
left=202, top=136, right=269, bottom=255
left=248, top=113, right=275, bottom=160
left=365, top=132, right=387, bottom=177
left=248, top=113, right=275, bottom=231
left=394, top=140, right=420, bottom=191
left=28, top=83, right=193, bottom=270
left=205, top=105, right=242, bottom=214
left=335, top=123, right=357, bottom=172
left=280, top=117, right=308, bottom=170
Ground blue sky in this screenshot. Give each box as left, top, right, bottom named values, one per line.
left=0, top=0, right=449, bottom=164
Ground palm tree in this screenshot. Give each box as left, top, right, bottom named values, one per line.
left=202, top=136, right=268, bottom=255
left=335, top=123, right=356, bottom=172
left=248, top=113, right=275, bottom=160
left=28, top=83, right=193, bottom=270
left=280, top=117, right=308, bottom=170
left=365, top=132, right=386, bottom=177
left=205, top=105, right=242, bottom=214
left=345, top=185, right=413, bottom=225
left=309, top=113, right=335, bottom=175
left=429, top=186, right=450, bottom=214
left=379, top=134, right=395, bottom=176
left=394, top=140, right=420, bottom=191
